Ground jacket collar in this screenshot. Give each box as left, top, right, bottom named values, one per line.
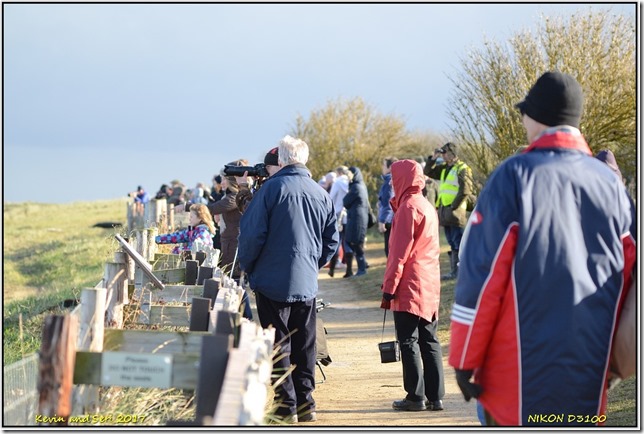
left=524, top=126, right=591, bottom=155
left=271, top=163, right=312, bottom=179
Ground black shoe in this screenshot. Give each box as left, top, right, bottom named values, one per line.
left=425, top=399, right=444, bottom=411
left=343, top=272, right=354, bottom=278
left=298, top=411, right=317, bottom=422
left=392, top=399, right=426, bottom=411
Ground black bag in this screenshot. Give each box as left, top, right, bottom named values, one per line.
left=378, top=309, right=400, bottom=363
left=367, top=208, right=377, bottom=228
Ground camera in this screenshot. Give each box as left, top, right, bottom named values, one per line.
left=435, top=148, right=446, bottom=154
left=223, top=163, right=269, bottom=178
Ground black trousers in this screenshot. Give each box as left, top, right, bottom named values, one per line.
left=383, top=223, right=392, bottom=257
left=255, top=291, right=317, bottom=417
left=393, top=311, right=445, bottom=402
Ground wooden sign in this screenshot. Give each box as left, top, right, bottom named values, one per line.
left=115, top=234, right=164, bottom=289
left=101, top=352, right=172, bottom=388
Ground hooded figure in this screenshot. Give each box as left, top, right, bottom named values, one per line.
left=381, top=159, right=445, bottom=412
left=342, top=166, right=370, bottom=276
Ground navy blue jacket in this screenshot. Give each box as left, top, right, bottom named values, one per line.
left=449, top=128, right=636, bottom=425
left=343, top=167, right=369, bottom=245
left=238, top=163, right=339, bottom=302
left=378, top=173, right=394, bottom=224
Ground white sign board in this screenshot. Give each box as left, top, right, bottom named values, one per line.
left=102, top=352, right=172, bottom=388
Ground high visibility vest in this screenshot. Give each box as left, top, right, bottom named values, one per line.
left=437, top=161, right=469, bottom=208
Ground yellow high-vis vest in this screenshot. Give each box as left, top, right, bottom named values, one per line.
left=437, top=161, right=469, bottom=208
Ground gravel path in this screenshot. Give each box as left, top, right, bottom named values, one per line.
left=304, top=267, right=481, bottom=427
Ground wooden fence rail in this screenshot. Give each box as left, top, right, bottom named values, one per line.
left=37, top=216, right=272, bottom=426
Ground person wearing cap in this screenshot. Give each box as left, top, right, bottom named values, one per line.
left=238, top=136, right=339, bottom=424
left=424, top=142, right=474, bottom=280
left=448, top=71, right=635, bottom=426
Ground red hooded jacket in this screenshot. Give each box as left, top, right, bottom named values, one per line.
left=382, top=159, right=441, bottom=322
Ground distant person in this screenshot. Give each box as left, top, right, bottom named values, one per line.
left=595, top=149, right=623, bottom=182
left=190, top=187, right=208, bottom=205
left=343, top=166, right=369, bottom=277
left=377, top=157, right=398, bottom=257
left=238, top=135, right=338, bottom=424
left=448, top=71, right=636, bottom=426
left=324, top=171, right=336, bottom=194
left=178, top=160, right=248, bottom=279
left=381, top=159, right=444, bottom=413
left=155, top=203, right=215, bottom=254
left=167, top=180, right=186, bottom=206
left=424, top=142, right=474, bottom=280
left=327, top=166, right=351, bottom=277
left=155, top=184, right=172, bottom=200
left=209, top=175, right=225, bottom=203
left=130, top=185, right=150, bottom=215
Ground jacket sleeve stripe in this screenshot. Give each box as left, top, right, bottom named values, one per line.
left=450, top=303, right=476, bottom=325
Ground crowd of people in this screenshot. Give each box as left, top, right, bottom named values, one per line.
left=128, top=71, right=635, bottom=426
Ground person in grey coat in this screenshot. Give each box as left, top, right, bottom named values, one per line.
left=342, top=166, right=370, bottom=276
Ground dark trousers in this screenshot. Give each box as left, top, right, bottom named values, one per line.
left=383, top=223, right=392, bottom=257
left=444, top=225, right=464, bottom=252
left=348, top=241, right=366, bottom=273
left=255, top=291, right=317, bottom=417
left=393, top=311, right=445, bottom=402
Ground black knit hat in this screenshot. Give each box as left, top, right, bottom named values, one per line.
left=515, top=71, right=584, bottom=128
left=264, top=147, right=279, bottom=166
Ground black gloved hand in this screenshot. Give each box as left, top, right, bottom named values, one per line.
left=455, top=369, right=482, bottom=401
left=380, top=292, right=394, bottom=310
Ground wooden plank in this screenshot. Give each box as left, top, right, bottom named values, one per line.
left=73, top=352, right=200, bottom=389
left=189, top=297, right=212, bottom=332
left=152, top=253, right=183, bottom=270
left=73, top=288, right=106, bottom=415
left=138, top=304, right=191, bottom=327
left=151, top=268, right=186, bottom=285
left=197, top=266, right=213, bottom=285
left=115, top=234, right=164, bottom=289
left=202, top=278, right=220, bottom=303
left=142, top=285, right=202, bottom=303
left=195, top=334, right=233, bottom=423
left=185, top=260, right=199, bottom=285
left=103, top=329, right=208, bottom=353
left=38, top=315, right=78, bottom=425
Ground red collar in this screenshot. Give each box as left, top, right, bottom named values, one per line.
left=523, top=129, right=591, bottom=155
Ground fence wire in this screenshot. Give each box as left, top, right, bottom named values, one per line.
left=3, top=352, right=39, bottom=426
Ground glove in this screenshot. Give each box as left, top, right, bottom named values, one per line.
left=380, top=292, right=394, bottom=310
left=455, top=369, right=482, bottom=401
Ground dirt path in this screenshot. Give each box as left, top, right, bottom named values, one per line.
left=304, top=260, right=480, bottom=427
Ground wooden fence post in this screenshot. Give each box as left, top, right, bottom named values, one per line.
left=146, top=227, right=158, bottom=262
left=73, top=287, right=106, bottom=415
left=37, top=315, right=78, bottom=425
left=104, top=261, right=126, bottom=328
left=168, top=203, right=175, bottom=232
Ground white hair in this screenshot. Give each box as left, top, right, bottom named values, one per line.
left=278, top=135, right=309, bottom=166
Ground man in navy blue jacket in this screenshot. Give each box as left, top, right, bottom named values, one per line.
left=238, top=135, right=339, bottom=424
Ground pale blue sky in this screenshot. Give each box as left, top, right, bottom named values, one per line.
left=3, top=3, right=637, bottom=203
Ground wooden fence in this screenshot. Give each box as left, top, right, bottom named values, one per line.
left=36, top=202, right=275, bottom=426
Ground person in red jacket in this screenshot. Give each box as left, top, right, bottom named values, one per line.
left=380, top=159, right=445, bottom=412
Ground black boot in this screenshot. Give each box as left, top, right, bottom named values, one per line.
left=328, top=253, right=337, bottom=277
left=343, top=253, right=354, bottom=278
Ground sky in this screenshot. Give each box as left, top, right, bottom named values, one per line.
left=3, top=2, right=637, bottom=204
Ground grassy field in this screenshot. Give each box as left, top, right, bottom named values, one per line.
left=3, top=199, right=127, bottom=363
left=2, top=200, right=637, bottom=426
